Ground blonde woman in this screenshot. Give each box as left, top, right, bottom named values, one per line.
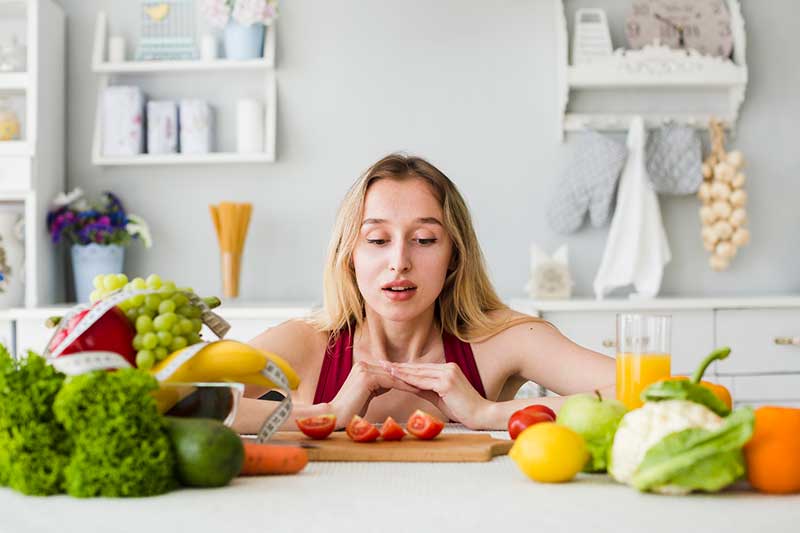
left=236, top=154, right=615, bottom=432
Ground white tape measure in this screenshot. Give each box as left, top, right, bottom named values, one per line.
left=49, top=351, right=133, bottom=375
left=44, top=288, right=231, bottom=358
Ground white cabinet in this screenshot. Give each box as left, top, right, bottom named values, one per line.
left=541, top=309, right=714, bottom=375
left=513, top=297, right=800, bottom=407
left=0, top=0, right=65, bottom=306
left=14, top=315, right=50, bottom=356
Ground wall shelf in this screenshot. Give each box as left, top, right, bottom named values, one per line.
left=90, top=11, right=278, bottom=165
left=0, top=141, right=32, bottom=156
left=94, top=151, right=276, bottom=167
left=556, top=0, right=748, bottom=139
left=0, top=72, right=28, bottom=91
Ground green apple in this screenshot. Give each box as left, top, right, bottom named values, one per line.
left=557, top=391, right=627, bottom=473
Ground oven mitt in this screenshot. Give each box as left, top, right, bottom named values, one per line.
left=645, top=123, right=702, bottom=195
left=547, top=131, right=628, bottom=234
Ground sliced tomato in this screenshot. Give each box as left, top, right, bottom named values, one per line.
left=406, top=409, right=444, bottom=440
left=295, top=414, right=336, bottom=440
left=508, top=409, right=553, bottom=440
left=380, top=416, right=406, bottom=441
left=521, top=404, right=557, bottom=421
left=345, top=415, right=380, bottom=442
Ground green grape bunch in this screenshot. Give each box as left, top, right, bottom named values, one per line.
left=89, top=273, right=220, bottom=371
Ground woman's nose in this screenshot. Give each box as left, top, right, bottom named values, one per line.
left=388, top=241, right=411, bottom=273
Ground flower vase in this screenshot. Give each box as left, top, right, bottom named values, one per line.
left=71, top=244, right=124, bottom=303
left=223, top=20, right=266, bottom=60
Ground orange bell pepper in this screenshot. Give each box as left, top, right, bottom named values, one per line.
left=670, top=376, right=732, bottom=410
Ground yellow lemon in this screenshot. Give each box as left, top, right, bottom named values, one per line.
left=509, top=422, right=588, bottom=483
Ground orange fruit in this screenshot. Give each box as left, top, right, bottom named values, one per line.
left=744, top=406, right=800, bottom=494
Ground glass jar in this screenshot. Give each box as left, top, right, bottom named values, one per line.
left=0, top=98, right=20, bottom=141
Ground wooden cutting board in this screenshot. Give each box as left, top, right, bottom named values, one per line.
left=269, top=431, right=513, bottom=462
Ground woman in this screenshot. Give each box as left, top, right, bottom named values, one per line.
left=235, top=154, right=614, bottom=433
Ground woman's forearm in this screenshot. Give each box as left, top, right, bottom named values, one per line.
left=476, top=383, right=616, bottom=431
left=232, top=398, right=333, bottom=435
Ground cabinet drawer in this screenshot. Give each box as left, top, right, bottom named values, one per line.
left=715, top=309, right=800, bottom=373
left=716, top=375, right=800, bottom=407
left=0, top=157, right=32, bottom=189
left=542, top=310, right=714, bottom=375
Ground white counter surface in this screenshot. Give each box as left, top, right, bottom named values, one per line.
left=1, top=429, right=797, bottom=533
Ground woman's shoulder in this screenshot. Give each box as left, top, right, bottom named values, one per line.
left=472, top=309, right=556, bottom=348
left=248, top=318, right=330, bottom=371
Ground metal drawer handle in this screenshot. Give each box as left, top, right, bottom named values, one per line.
left=602, top=339, right=615, bottom=348
left=774, top=337, right=800, bottom=346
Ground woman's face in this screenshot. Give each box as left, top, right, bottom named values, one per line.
left=353, top=177, right=453, bottom=323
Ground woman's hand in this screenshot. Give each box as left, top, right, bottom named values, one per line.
left=328, top=361, right=421, bottom=427
left=386, top=362, right=492, bottom=429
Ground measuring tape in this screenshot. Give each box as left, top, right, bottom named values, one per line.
left=153, top=340, right=292, bottom=442
left=43, top=289, right=290, bottom=441
left=44, top=288, right=231, bottom=359
left=49, top=350, right=133, bottom=375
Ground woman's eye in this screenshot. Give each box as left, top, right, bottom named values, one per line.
left=416, top=238, right=437, bottom=245
left=366, top=239, right=387, bottom=245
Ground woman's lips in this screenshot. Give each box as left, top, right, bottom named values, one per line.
left=382, top=287, right=417, bottom=301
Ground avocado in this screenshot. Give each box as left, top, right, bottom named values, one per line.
left=164, top=417, right=244, bottom=487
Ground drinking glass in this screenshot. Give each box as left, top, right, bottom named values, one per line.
left=615, top=313, right=671, bottom=409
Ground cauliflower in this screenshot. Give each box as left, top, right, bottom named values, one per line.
left=609, top=400, right=724, bottom=494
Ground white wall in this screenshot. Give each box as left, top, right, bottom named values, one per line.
left=61, top=0, right=800, bottom=303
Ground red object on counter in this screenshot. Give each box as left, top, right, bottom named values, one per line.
left=48, top=304, right=137, bottom=366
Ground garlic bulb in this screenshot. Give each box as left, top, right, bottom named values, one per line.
left=726, top=150, right=745, bottom=169
left=716, top=241, right=737, bottom=259
left=697, top=182, right=712, bottom=202
left=730, top=189, right=748, bottom=207
left=709, top=254, right=730, bottom=272
left=731, top=173, right=746, bottom=189
left=731, top=228, right=751, bottom=247
left=714, top=162, right=735, bottom=183
left=729, top=208, right=747, bottom=228
left=711, top=182, right=732, bottom=200
left=711, top=201, right=732, bottom=220
left=714, top=220, right=734, bottom=240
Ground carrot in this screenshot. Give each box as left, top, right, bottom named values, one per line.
left=239, top=442, right=309, bottom=476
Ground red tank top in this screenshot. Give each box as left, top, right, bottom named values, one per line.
left=313, top=328, right=487, bottom=405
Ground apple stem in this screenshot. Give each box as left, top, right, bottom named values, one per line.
left=595, top=390, right=603, bottom=401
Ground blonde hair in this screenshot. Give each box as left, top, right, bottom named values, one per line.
left=308, top=153, right=544, bottom=342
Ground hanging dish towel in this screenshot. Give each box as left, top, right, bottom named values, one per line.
left=593, top=117, right=671, bottom=299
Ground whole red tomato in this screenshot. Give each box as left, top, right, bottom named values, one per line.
left=521, top=404, right=557, bottom=420
left=296, top=414, right=336, bottom=440
left=346, top=415, right=380, bottom=443
left=406, top=409, right=444, bottom=440
left=508, top=409, right=554, bottom=440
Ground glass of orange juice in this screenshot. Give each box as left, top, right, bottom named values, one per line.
left=615, top=313, right=671, bottom=410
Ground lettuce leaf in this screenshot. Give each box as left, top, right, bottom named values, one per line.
left=642, top=380, right=731, bottom=417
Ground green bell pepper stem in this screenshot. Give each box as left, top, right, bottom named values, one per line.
left=691, top=347, right=731, bottom=384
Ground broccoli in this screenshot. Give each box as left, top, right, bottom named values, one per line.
left=53, top=368, right=177, bottom=497
left=0, top=347, right=69, bottom=495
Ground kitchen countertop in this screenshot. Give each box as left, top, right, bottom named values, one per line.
left=1, top=459, right=797, bottom=533
left=1, top=429, right=798, bottom=533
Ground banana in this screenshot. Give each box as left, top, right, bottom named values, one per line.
left=150, top=339, right=300, bottom=390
